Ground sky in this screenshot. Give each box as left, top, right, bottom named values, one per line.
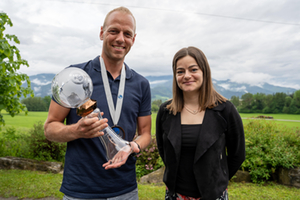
left=1, top=0, right=300, bottom=89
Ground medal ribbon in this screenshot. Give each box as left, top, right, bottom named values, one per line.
left=100, top=56, right=125, bottom=126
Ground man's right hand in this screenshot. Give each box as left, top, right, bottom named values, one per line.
left=44, top=100, right=108, bottom=142
left=72, top=112, right=108, bottom=139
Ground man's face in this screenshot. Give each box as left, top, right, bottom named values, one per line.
left=100, top=11, right=136, bottom=63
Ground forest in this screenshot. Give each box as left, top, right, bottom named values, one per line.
left=231, top=90, right=300, bottom=114
left=151, top=90, right=300, bottom=114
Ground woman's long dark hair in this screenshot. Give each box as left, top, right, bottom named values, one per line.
left=167, top=46, right=227, bottom=115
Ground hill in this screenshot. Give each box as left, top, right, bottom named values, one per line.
left=147, top=75, right=296, bottom=100
left=23, top=73, right=297, bottom=100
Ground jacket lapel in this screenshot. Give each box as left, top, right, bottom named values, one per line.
left=163, top=112, right=182, bottom=162
left=194, top=106, right=227, bottom=163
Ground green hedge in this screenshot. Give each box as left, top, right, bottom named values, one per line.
left=1, top=120, right=299, bottom=183
left=242, top=120, right=300, bottom=183
left=0, top=121, right=66, bottom=162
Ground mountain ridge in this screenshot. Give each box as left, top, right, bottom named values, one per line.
left=23, top=73, right=297, bottom=100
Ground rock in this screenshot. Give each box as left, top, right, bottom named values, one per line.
left=278, top=167, right=300, bottom=188
left=139, top=168, right=253, bottom=185
left=231, top=170, right=251, bottom=183
left=0, top=156, right=63, bottom=174
left=139, top=166, right=165, bottom=186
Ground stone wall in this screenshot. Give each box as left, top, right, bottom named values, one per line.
left=1, top=156, right=299, bottom=188
left=278, top=167, right=300, bottom=188
left=139, top=167, right=253, bottom=185
left=0, top=156, right=63, bottom=174
left=139, top=166, right=300, bottom=188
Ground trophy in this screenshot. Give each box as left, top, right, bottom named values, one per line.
left=51, top=67, right=132, bottom=163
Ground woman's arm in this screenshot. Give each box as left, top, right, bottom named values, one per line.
left=225, top=102, right=246, bottom=179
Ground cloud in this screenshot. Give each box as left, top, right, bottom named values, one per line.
left=229, top=72, right=273, bottom=86
left=219, top=84, right=247, bottom=92
left=33, top=86, right=41, bottom=93
left=1, top=0, right=299, bottom=89
left=31, top=78, right=51, bottom=86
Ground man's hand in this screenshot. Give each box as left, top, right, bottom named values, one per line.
left=72, top=112, right=108, bottom=139
left=102, top=141, right=141, bottom=170
left=44, top=100, right=110, bottom=143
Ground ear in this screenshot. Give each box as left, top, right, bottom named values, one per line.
left=132, top=33, right=136, bottom=45
left=100, top=26, right=104, bottom=41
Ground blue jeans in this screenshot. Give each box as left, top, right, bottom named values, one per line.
left=63, top=188, right=138, bottom=200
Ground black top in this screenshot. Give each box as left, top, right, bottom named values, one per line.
left=176, top=124, right=202, bottom=198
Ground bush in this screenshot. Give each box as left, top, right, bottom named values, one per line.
left=135, top=137, right=164, bottom=180
left=26, top=121, right=66, bottom=162
left=0, top=127, right=30, bottom=158
left=241, top=120, right=300, bottom=183
left=0, top=122, right=67, bottom=162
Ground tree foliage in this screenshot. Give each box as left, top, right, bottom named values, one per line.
left=151, top=99, right=162, bottom=112
left=239, top=93, right=253, bottom=113
left=0, top=13, right=33, bottom=127
left=230, top=90, right=300, bottom=114
left=230, top=95, right=240, bottom=107
left=21, top=96, right=51, bottom=111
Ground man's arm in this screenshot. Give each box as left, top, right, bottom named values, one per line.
left=103, top=115, right=151, bottom=169
left=44, top=100, right=108, bottom=142
left=132, top=115, right=152, bottom=152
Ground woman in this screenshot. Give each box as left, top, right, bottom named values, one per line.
left=156, top=46, right=245, bottom=200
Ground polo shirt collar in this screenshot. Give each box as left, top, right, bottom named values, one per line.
left=92, top=56, right=133, bottom=80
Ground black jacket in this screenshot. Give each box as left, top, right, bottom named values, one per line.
left=156, top=100, right=245, bottom=200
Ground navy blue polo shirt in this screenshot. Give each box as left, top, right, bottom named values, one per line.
left=58, top=56, right=151, bottom=198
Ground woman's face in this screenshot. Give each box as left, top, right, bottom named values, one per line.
left=175, top=55, right=203, bottom=94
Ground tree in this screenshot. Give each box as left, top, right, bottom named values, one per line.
left=270, top=92, right=286, bottom=113
left=151, top=99, right=162, bottom=112
left=240, top=93, right=253, bottom=113
left=262, top=94, right=273, bottom=113
left=251, top=93, right=265, bottom=113
left=0, top=13, right=33, bottom=127
left=282, top=96, right=292, bottom=113
left=289, top=90, right=300, bottom=114
left=230, top=95, right=240, bottom=108
left=21, top=97, right=47, bottom=111
left=42, top=96, right=51, bottom=111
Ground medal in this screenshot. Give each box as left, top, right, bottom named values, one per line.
left=111, top=125, right=126, bottom=139
left=100, top=57, right=126, bottom=139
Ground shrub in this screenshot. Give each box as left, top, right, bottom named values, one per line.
left=26, top=121, right=66, bottom=162
left=0, top=127, right=30, bottom=158
left=0, top=123, right=66, bottom=162
left=135, top=137, right=164, bottom=180
left=241, top=120, right=300, bottom=183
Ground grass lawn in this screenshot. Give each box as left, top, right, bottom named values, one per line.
left=1, top=111, right=299, bottom=135
left=239, top=113, right=300, bottom=120
left=240, top=113, right=300, bottom=130
left=1, top=111, right=48, bottom=133
left=0, top=169, right=299, bottom=200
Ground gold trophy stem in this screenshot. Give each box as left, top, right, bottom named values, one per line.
left=76, top=99, right=97, bottom=117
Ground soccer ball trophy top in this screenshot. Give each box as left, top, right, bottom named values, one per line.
left=51, top=67, right=132, bottom=163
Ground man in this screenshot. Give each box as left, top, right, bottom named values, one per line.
left=44, top=6, right=152, bottom=199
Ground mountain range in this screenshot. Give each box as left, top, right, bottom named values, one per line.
left=23, top=73, right=297, bottom=100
